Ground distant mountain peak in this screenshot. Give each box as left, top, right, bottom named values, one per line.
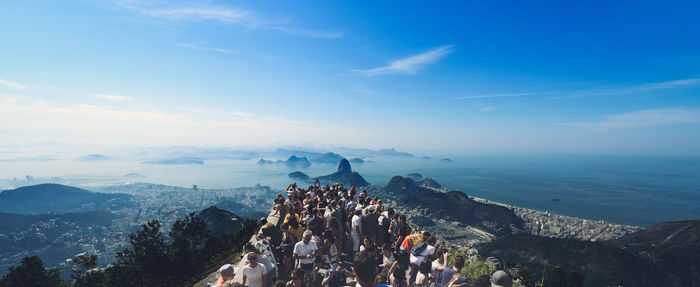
left=337, top=158, right=351, bottom=173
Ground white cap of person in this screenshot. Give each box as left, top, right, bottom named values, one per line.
left=491, top=270, right=512, bottom=287
left=218, top=264, right=236, bottom=278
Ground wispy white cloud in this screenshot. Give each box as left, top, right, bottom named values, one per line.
left=454, top=77, right=700, bottom=101
left=177, top=42, right=232, bottom=54
left=556, top=108, right=700, bottom=130
left=352, top=88, right=382, bottom=96
left=552, top=77, right=700, bottom=99
left=453, top=92, right=536, bottom=100
left=356, top=45, right=454, bottom=76
left=91, top=94, right=134, bottom=101
left=0, top=78, right=30, bottom=90
left=111, top=1, right=341, bottom=39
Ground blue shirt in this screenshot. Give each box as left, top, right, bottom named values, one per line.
left=436, top=267, right=467, bottom=287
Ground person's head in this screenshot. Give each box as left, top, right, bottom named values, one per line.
left=435, top=249, right=447, bottom=263
left=427, top=236, right=437, bottom=247
left=391, top=266, right=407, bottom=287
left=303, top=230, right=313, bottom=243
left=291, top=269, right=304, bottom=283
left=490, top=270, right=513, bottom=287
left=244, top=242, right=260, bottom=254
left=288, top=213, right=299, bottom=228
left=387, top=208, right=395, bottom=217
left=328, top=217, right=339, bottom=230
left=274, top=280, right=286, bottom=287
left=374, top=274, right=388, bottom=286
left=396, top=250, right=410, bottom=268
left=453, top=255, right=465, bottom=271
left=399, top=214, right=407, bottom=223
left=247, top=252, right=258, bottom=266
left=218, top=264, right=236, bottom=281
left=382, top=243, right=392, bottom=257
left=363, top=237, right=373, bottom=248
left=353, top=251, right=378, bottom=287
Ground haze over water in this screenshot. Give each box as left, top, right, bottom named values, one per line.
left=2, top=154, right=698, bottom=227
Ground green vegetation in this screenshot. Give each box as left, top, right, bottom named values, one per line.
left=0, top=256, right=67, bottom=287
left=0, top=212, right=258, bottom=287
left=446, top=250, right=495, bottom=281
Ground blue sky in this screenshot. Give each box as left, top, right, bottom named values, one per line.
left=1, top=0, right=700, bottom=155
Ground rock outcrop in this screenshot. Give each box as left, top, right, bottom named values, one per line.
left=383, top=176, right=523, bottom=236
left=315, top=159, right=369, bottom=187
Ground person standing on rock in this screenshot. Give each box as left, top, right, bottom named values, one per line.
left=242, top=252, right=267, bottom=287
left=293, top=230, right=319, bottom=285
left=351, top=209, right=364, bottom=254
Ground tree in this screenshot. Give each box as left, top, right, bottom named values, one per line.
left=168, top=212, right=211, bottom=284
left=0, top=256, right=66, bottom=287
left=71, top=254, right=105, bottom=287
left=516, top=265, right=537, bottom=287
left=104, top=220, right=169, bottom=286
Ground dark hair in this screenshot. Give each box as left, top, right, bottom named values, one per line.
left=291, top=268, right=304, bottom=281
left=387, top=208, right=395, bottom=216
left=353, top=251, right=377, bottom=287
left=274, top=280, right=286, bottom=287
left=288, top=213, right=299, bottom=229
left=392, top=266, right=408, bottom=287
left=396, top=250, right=410, bottom=268
left=454, top=255, right=466, bottom=269
left=382, top=243, right=392, bottom=251
left=419, top=260, right=432, bottom=275
left=427, top=236, right=437, bottom=246
left=244, top=242, right=260, bottom=254
left=328, top=217, right=340, bottom=230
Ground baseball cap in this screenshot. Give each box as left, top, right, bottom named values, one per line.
left=218, top=264, right=236, bottom=277
left=491, top=270, right=512, bottom=287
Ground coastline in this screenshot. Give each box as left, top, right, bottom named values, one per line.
left=419, top=185, right=641, bottom=241
left=468, top=195, right=642, bottom=241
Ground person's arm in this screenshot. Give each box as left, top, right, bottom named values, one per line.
left=321, top=271, right=333, bottom=286
left=434, top=253, right=450, bottom=272
left=262, top=273, right=267, bottom=287
left=242, top=274, right=247, bottom=286
left=387, top=261, right=398, bottom=277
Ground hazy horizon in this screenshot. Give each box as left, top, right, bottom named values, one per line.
left=2, top=1, right=700, bottom=155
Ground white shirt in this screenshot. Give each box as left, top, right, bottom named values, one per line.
left=243, top=263, right=267, bottom=287
left=409, top=245, right=435, bottom=265
left=351, top=215, right=362, bottom=236
left=293, top=240, right=318, bottom=264
left=430, top=260, right=444, bottom=283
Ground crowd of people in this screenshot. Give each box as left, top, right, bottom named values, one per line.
left=212, top=181, right=513, bottom=287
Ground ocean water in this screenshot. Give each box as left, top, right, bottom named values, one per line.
left=1, top=154, right=698, bottom=227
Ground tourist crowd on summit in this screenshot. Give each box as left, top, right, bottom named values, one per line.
left=212, top=181, right=513, bottom=287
